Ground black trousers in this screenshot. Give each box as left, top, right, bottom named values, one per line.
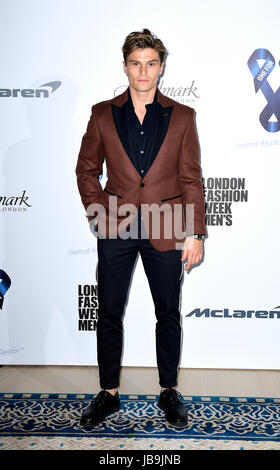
left=96, top=209, right=184, bottom=389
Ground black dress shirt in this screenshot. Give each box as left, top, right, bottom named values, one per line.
left=125, top=86, right=159, bottom=179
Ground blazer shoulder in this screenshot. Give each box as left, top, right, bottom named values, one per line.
left=170, top=99, right=196, bottom=126
left=172, top=98, right=195, bottom=116
left=91, top=88, right=128, bottom=114
left=91, top=96, right=115, bottom=114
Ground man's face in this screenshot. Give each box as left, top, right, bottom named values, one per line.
left=123, top=48, right=164, bottom=93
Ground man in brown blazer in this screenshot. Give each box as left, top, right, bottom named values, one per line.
left=76, top=28, right=206, bottom=428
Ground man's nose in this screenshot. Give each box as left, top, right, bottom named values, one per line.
left=140, top=64, right=148, bottom=75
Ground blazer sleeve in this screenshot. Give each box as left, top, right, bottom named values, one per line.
left=177, top=109, right=206, bottom=236
left=75, top=105, right=105, bottom=222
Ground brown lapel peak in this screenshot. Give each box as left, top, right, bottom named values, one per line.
left=111, top=87, right=129, bottom=107
left=156, top=88, right=175, bottom=108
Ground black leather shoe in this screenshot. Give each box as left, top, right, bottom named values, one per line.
left=158, top=388, right=188, bottom=427
left=80, top=390, right=121, bottom=427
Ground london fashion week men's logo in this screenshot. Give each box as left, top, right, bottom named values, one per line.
left=247, top=49, right=280, bottom=133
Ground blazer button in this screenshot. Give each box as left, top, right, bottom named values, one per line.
left=140, top=182, right=145, bottom=187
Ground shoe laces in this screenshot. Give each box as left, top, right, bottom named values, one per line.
left=93, top=390, right=111, bottom=407
left=162, top=388, right=182, bottom=404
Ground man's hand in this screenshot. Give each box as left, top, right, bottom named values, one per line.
left=181, top=237, right=203, bottom=272
left=89, top=216, right=98, bottom=235
left=89, top=216, right=98, bottom=226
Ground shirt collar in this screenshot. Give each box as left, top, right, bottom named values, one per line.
left=127, top=86, right=158, bottom=110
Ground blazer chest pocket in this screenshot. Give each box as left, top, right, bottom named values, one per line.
left=161, top=193, right=182, bottom=202
left=103, top=188, right=123, bottom=199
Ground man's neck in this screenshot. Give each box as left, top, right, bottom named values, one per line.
left=129, top=86, right=157, bottom=111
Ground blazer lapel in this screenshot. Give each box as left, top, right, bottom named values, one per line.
left=149, top=103, right=173, bottom=171
left=103, top=88, right=140, bottom=181
left=111, top=99, right=139, bottom=172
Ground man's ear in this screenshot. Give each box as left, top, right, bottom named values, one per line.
left=123, top=60, right=127, bottom=75
left=160, top=60, right=165, bottom=75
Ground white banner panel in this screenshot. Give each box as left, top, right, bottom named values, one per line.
left=0, top=0, right=279, bottom=369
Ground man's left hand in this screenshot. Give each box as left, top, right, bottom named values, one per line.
left=181, top=237, right=203, bottom=272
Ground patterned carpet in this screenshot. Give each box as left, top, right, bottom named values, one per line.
left=0, top=393, right=280, bottom=450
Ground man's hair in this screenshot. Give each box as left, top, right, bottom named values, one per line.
left=122, top=28, right=167, bottom=65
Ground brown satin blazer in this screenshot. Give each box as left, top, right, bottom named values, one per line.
left=75, top=87, right=206, bottom=251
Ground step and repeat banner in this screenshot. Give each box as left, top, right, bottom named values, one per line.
left=0, top=0, right=279, bottom=368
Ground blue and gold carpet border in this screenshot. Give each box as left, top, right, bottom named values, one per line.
left=0, top=393, right=279, bottom=442
left=1, top=393, right=279, bottom=403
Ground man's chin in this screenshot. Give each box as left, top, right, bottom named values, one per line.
left=131, top=83, right=156, bottom=93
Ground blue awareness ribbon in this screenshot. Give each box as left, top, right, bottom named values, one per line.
left=0, top=269, right=11, bottom=309
left=248, top=49, right=280, bottom=132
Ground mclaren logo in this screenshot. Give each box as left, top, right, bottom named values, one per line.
left=0, top=81, right=61, bottom=98
left=186, top=306, right=280, bottom=319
